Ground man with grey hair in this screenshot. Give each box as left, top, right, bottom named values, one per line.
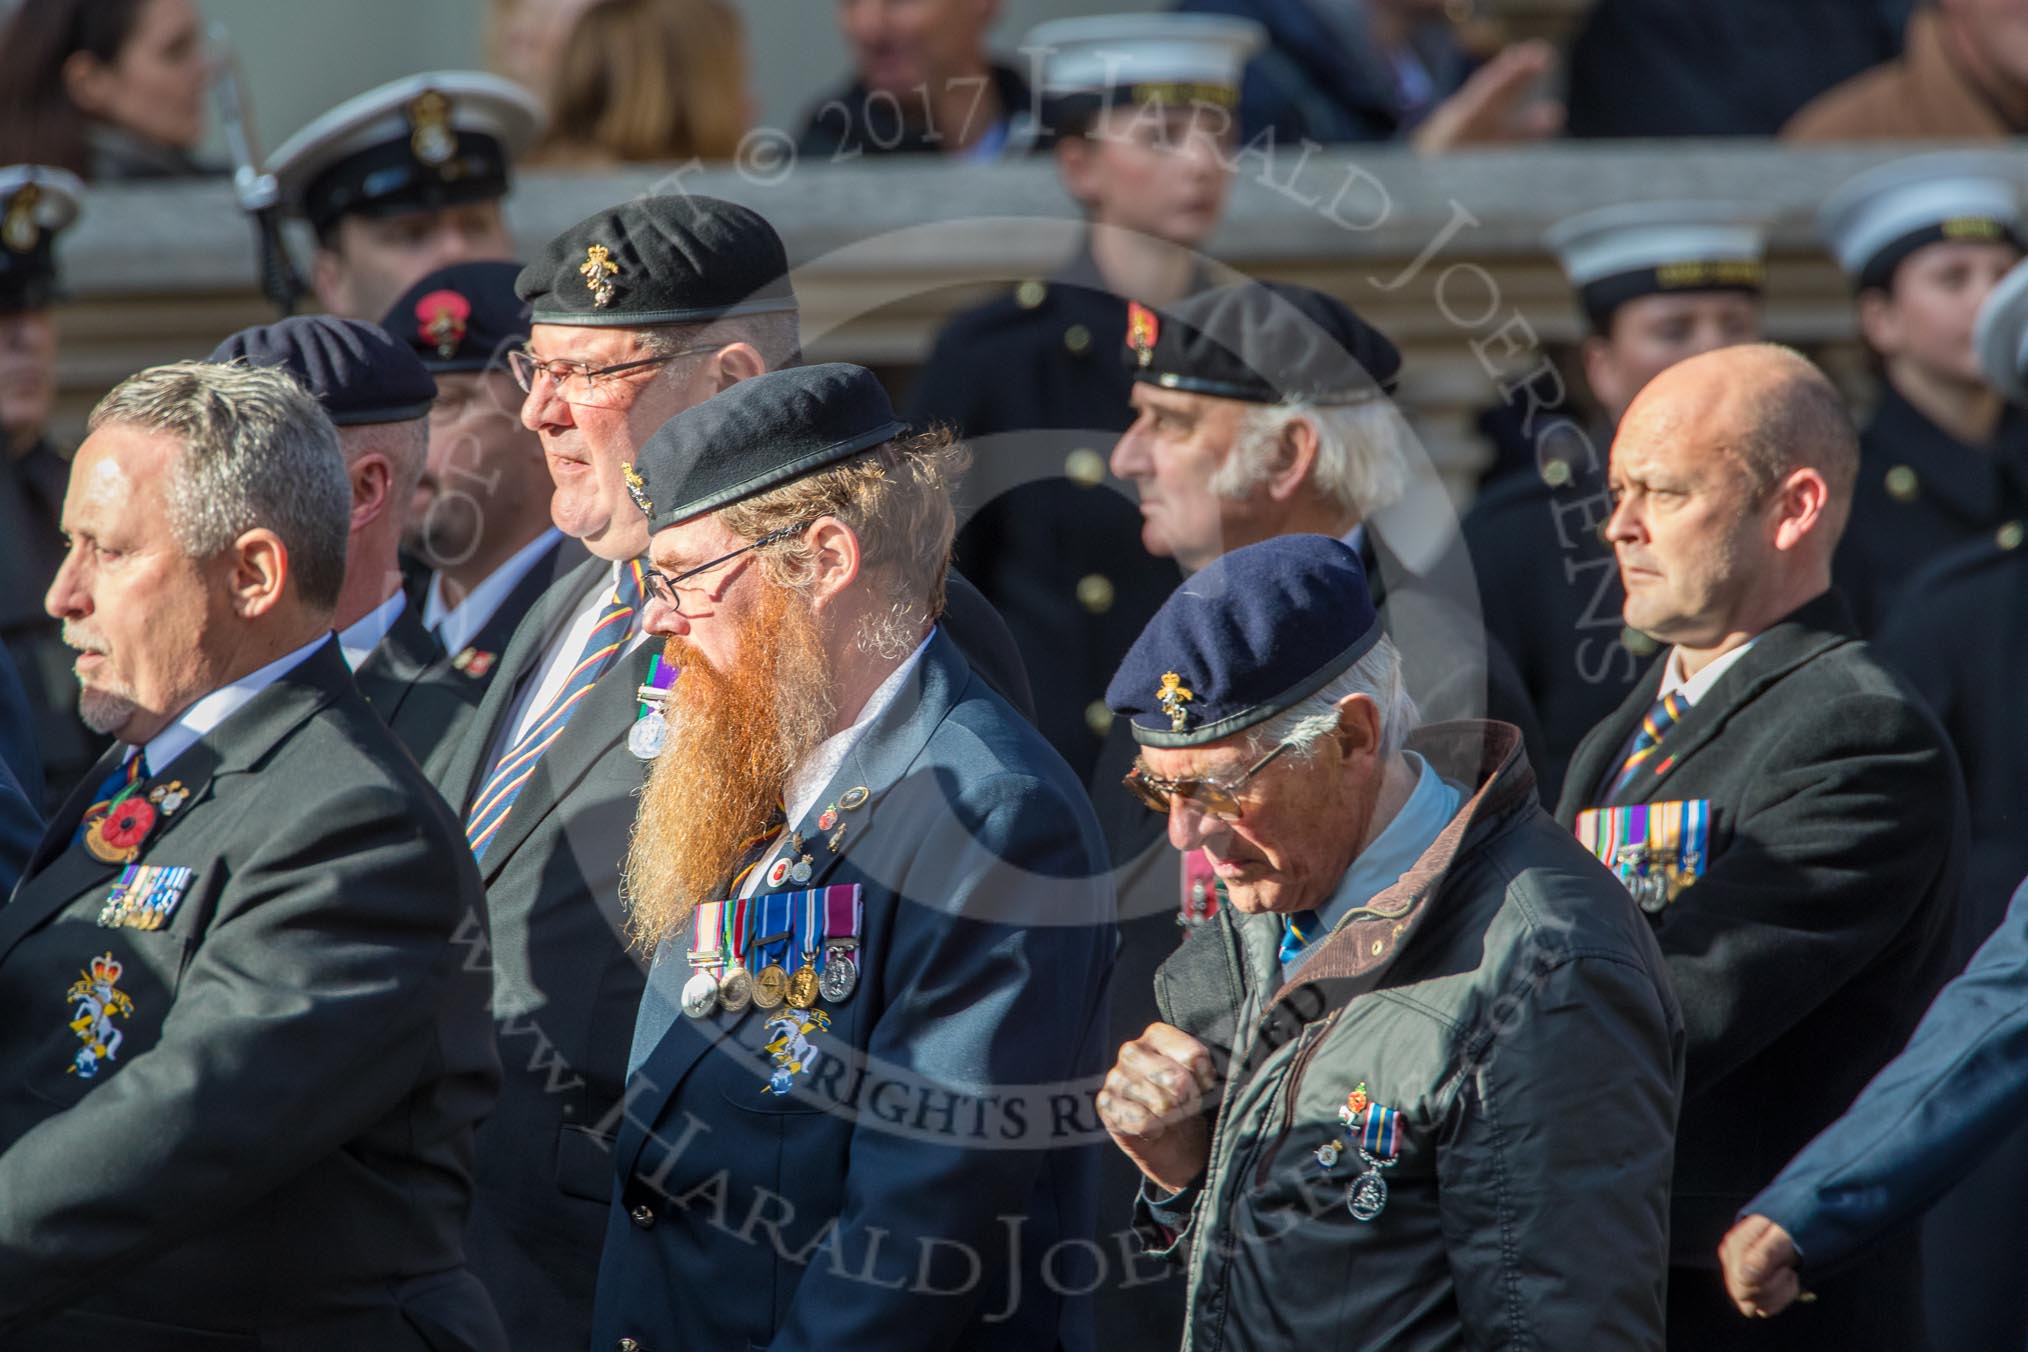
left=0, top=362, right=503, bottom=1348
left=209, top=315, right=481, bottom=777
left=1097, top=534, right=1681, bottom=1349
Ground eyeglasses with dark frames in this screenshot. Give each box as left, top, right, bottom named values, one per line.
left=1122, top=740, right=1296, bottom=820
left=642, top=521, right=812, bottom=606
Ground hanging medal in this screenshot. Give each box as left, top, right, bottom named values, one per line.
left=787, top=890, right=823, bottom=1009
left=718, top=897, right=754, bottom=1014
left=751, top=892, right=792, bottom=1010
left=819, top=884, right=864, bottom=1003
left=629, top=656, right=677, bottom=760
left=1346, top=1101, right=1401, bottom=1222
left=682, top=900, right=725, bottom=1018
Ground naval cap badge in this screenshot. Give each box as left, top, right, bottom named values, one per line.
left=407, top=90, right=458, bottom=168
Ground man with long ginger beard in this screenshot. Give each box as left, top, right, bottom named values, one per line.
left=596, top=363, right=1117, bottom=1352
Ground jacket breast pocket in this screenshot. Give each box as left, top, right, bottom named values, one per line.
left=718, top=1000, right=861, bottom=1117
left=25, top=928, right=192, bottom=1109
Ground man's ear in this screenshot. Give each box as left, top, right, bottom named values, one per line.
left=711, top=342, right=768, bottom=392
left=804, top=516, right=862, bottom=610
left=228, top=528, right=289, bottom=619
left=1330, top=691, right=1382, bottom=760
left=349, top=453, right=393, bottom=532
left=1771, top=466, right=1831, bottom=553
left=1260, top=414, right=1322, bottom=503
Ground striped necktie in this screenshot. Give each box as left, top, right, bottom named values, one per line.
left=1278, top=908, right=1324, bottom=969
left=1610, top=691, right=1689, bottom=798
left=466, top=559, right=646, bottom=858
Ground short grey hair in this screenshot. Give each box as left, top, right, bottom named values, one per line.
left=337, top=417, right=429, bottom=514
left=88, top=361, right=350, bottom=611
left=1245, top=634, right=1419, bottom=762
left=1211, top=400, right=1415, bottom=520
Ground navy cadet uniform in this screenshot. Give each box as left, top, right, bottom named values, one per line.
left=208, top=316, right=483, bottom=780
left=260, top=71, right=544, bottom=318
left=0, top=166, right=103, bottom=809
left=1557, top=590, right=1965, bottom=1350
left=0, top=606, right=499, bottom=1336
left=595, top=364, right=1116, bottom=1352
left=381, top=260, right=591, bottom=704
left=1460, top=202, right=1770, bottom=801
left=1867, top=255, right=2028, bottom=1352
left=906, top=16, right=1262, bottom=789
left=1819, top=152, right=2028, bottom=633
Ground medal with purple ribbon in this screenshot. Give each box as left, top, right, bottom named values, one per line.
left=629, top=655, right=678, bottom=760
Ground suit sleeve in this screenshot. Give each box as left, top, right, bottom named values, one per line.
left=0, top=781, right=488, bottom=1328
left=1439, top=953, right=1680, bottom=1350
left=769, top=772, right=1117, bottom=1352
left=0, top=752, right=37, bottom=896
left=1750, top=879, right=2028, bottom=1274
left=1649, top=691, right=1961, bottom=1095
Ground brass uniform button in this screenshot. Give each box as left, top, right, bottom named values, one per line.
left=1622, top=626, right=1659, bottom=657
left=1999, top=520, right=2025, bottom=551
left=1063, top=323, right=1092, bottom=355
left=1540, top=458, right=1573, bottom=489
left=1015, top=279, right=1046, bottom=310
left=1076, top=574, right=1115, bottom=614
left=1084, top=700, right=1114, bottom=737
left=1885, top=465, right=1920, bottom=503
left=1065, top=448, right=1106, bottom=487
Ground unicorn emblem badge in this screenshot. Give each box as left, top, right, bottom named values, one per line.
left=65, top=952, right=134, bottom=1078
left=1156, top=672, right=1195, bottom=733
left=760, top=1008, right=831, bottom=1096
left=580, top=244, right=621, bottom=308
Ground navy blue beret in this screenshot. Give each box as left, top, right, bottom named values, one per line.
left=208, top=315, right=436, bottom=425
left=382, top=260, right=529, bottom=373
left=629, top=364, right=906, bottom=531
left=517, top=194, right=797, bottom=328
left=1107, top=535, right=1380, bottom=748
left=1125, top=281, right=1401, bottom=406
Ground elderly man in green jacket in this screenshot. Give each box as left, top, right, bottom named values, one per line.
left=1097, top=533, right=1683, bottom=1350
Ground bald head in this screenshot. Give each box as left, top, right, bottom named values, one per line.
left=1607, top=344, right=1853, bottom=662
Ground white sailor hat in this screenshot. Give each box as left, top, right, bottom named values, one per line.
left=1546, top=201, right=1769, bottom=330
left=1975, top=256, right=2028, bottom=405
left=1819, top=151, right=2025, bottom=291
left=1024, top=13, right=1264, bottom=124
left=0, top=165, right=85, bottom=313
left=266, top=71, right=544, bottom=235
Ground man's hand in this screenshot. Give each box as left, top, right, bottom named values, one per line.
left=1097, top=1022, right=1218, bottom=1195
left=1410, top=39, right=1564, bottom=155
left=1720, top=1214, right=1804, bottom=1318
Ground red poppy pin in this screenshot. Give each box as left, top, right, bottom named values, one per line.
left=416, top=289, right=472, bottom=359
left=1126, top=301, right=1160, bottom=368
left=84, top=797, right=157, bottom=865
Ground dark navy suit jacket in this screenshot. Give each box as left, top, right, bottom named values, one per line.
left=594, top=630, right=1117, bottom=1352
left=1751, top=876, right=2028, bottom=1273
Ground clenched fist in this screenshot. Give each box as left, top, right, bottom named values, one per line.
left=1719, top=1214, right=1807, bottom=1318
left=1098, top=1022, right=1218, bottom=1195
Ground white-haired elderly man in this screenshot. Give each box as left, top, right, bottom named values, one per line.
left=1096, top=533, right=1681, bottom=1350
left=0, top=362, right=501, bottom=1348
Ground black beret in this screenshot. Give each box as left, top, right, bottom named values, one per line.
left=627, top=364, right=905, bottom=531
left=1107, top=534, right=1380, bottom=748
left=382, top=260, right=530, bottom=373
left=1125, top=281, right=1401, bottom=406
left=209, top=315, right=437, bottom=425
left=517, top=194, right=798, bottom=328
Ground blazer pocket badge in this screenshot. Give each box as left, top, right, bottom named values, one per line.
left=65, top=951, right=136, bottom=1078
left=1574, top=799, right=1710, bottom=914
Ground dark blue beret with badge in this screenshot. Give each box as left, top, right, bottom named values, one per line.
left=209, top=315, right=437, bottom=425
left=1125, top=280, right=1401, bottom=406
left=0, top=165, right=83, bottom=315
left=517, top=194, right=798, bottom=328
left=626, top=363, right=905, bottom=531
left=382, top=260, right=529, bottom=373
left=1107, top=534, right=1380, bottom=747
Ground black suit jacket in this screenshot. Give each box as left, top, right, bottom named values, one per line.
left=433, top=535, right=593, bottom=704
left=352, top=595, right=481, bottom=787
left=1557, top=591, right=1965, bottom=1351
left=0, top=639, right=502, bottom=1350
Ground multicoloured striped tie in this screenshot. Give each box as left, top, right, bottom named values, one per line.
left=1278, top=908, right=1324, bottom=968
left=1611, top=691, right=1688, bottom=798
left=466, top=559, right=647, bottom=858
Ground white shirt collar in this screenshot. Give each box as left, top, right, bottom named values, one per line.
left=784, top=630, right=936, bottom=828
left=337, top=589, right=407, bottom=672
left=424, top=527, right=563, bottom=656
left=1659, top=638, right=1760, bottom=708
left=134, top=634, right=331, bottom=774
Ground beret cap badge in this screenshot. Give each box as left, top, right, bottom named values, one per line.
left=1126, top=301, right=1160, bottom=369
left=3, top=183, right=41, bottom=254
left=1156, top=672, right=1195, bottom=733
left=406, top=90, right=458, bottom=168
left=622, top=461, right=653, bottom=515
left=580, top=243, right=621, bottom=309
left=415, top=289, right=471, bottom=359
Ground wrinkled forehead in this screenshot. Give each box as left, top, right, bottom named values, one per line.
left=526, top=321, right=653, bottom=362
left=1136, top=733, right=1254, bottom=780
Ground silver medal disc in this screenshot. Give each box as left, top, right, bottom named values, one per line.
left=681, top=970, right=720, bottom=1018
left=819, top=946, right=858, bottom=1002
left=1347, top=1169, right=1388, bottom=1222
left=718, top=966, right=754, bottom=1014
left=628, top=710, right=668, bottom=760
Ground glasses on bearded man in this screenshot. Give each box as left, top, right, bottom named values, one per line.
left=643, top=520, right=812, bottom=606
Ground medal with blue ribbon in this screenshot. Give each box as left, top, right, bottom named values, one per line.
left=1348, top=1102, right=1401, bottom=1222
left=788, top=890, right=823, bottom=1008
left=751, top=892, right=793, bottom=1010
